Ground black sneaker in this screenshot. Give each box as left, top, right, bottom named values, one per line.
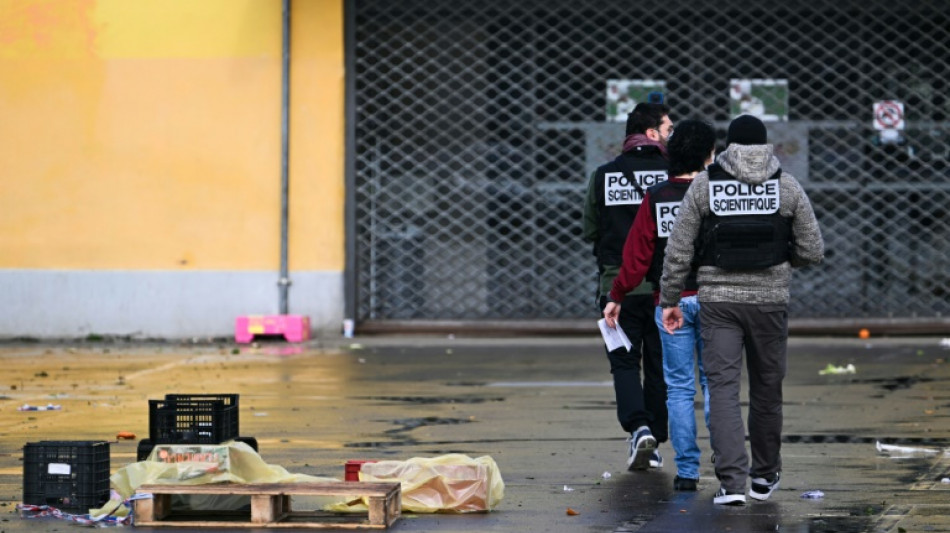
left=713, top=486, right=746, bottom=505
left=749, top=472, right=781, bottom=501
left=673, top=476, right=698, bottom=491
left=626, top=426, right=657, bottom=471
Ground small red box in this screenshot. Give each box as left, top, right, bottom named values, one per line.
left=344, top=460, right=377, bottom=481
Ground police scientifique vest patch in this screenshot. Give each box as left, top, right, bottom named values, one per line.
left=709, top=179, right=780, bottom=216
left=654, top=201, right=680, bottom=238
left=604, top=170, right=667, bottom=206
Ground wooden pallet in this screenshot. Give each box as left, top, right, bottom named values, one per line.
left=133, top=482, right=401, bottom=529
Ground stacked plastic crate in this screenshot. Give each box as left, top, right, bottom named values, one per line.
left=137, top=393, right=258, bottom=460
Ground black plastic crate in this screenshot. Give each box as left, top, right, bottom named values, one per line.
left=149, top=397, right=239, bottom=444
left=22, top=441, right=110, bottom=511
left=164, top=393, right=239, bottom=405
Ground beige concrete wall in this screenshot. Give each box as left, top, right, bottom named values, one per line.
left=0, top=0, right=345, bottom=337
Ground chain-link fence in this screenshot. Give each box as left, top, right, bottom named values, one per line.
left=350, top=0, right=950, bottom=323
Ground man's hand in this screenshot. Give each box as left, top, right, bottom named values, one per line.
left=603, top=301, right=621, bottom=328
left=661, top=306, right=683, bottom=334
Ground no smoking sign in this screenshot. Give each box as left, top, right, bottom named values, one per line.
left=873, top=100, right=904, bottom=130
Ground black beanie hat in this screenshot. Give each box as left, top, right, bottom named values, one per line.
left=727, top=115, right=768, bottom=145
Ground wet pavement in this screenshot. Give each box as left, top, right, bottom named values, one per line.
left=2, top=334, right=950, bottom=532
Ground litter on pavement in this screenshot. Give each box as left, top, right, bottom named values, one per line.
left=17, top=404, right=61, bottom=411
left=818, top=363, right=856, bottom=375
left=876, top=441, right=945, bottom=457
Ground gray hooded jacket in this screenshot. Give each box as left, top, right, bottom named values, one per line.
left=658, top=144, right=824, bottom=306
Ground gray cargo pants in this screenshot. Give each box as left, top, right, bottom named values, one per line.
left=700, top=301, right=788, bottom=492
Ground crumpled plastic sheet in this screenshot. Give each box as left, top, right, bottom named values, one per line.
left=90, top=440, right=339, bottom=521
left=331, top=453, right=505, bottom=513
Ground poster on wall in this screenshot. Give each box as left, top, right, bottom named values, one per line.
left=606, top=80, right=666, bottom=122
left=729, top=79, right=788, bottom=121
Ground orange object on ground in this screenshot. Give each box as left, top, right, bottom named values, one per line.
left=117, top=432, right=136, bottom=440
left=859, top=328, right=870, bottom=339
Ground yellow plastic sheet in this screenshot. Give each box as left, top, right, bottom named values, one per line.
left=91, top=440, right=338, bottom=519
left=344, top=454, right=505, bottom=513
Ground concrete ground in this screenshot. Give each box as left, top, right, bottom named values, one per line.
left=1, top=334, right=950, bottom=532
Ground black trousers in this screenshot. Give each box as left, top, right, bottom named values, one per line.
left=602, top=293, right=668, bottom=441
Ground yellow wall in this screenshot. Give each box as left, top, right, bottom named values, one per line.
left=0, top=0, right=344, bottom=271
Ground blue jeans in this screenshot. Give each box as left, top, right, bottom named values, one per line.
left=654, top=296, right=709, bottom=480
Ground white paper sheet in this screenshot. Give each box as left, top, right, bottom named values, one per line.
left=598, top=318, right=632, bottom=352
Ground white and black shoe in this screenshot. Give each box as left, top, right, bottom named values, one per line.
left=714, top=486, right=746, bottom=506
left=749, top=472, right=781, bottom=501
left=626, top=426, right=656, bottom=471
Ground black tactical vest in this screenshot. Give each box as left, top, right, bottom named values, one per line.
left=646, top=179, right=699, bottom=291
left=593, top=147, right=668, bottom=266
left=698, top=164, right=792, bottom=270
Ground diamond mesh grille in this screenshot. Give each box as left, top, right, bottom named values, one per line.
left=352, top=0, right=950, bottom=320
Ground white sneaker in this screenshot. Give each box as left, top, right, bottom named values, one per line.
left=749, top=472, right=781, bottom=501
left=714, top=486, right=746, bottom=506
left=626, top=426, right=656, bottom=471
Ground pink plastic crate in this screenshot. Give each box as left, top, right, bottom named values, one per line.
left=235, top=315, right=310, bottom=343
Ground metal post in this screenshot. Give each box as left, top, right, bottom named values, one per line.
left=278, top=0, right=291, bottom=314
left=343, top=0, right=357, bottom=325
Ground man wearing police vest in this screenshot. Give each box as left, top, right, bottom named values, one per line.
left=659, top=115, right=824, bottom=505
left=603, top=119, right=718, bottom=492
left=583, top=102, right=671, bottom=471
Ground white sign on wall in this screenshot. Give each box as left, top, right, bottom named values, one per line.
left=606, top=79, right=666, bottom=122
left=873, top=100, right=904, bottom=131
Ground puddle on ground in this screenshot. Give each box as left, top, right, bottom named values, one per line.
left=352, top=395, right=504, bottom=404
left=384, top=416, right=474, bottom=434
left=563, top=399, right=614, bottom=410
left=783, top=434, right=950, bottom=446
left=343, top=416, right=476, bottom=449
left=849, top=376, right=936, bottom=391
left=802, top=515, right=874, bottom=533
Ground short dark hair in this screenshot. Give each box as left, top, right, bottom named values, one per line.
left=625, top=103, right=671, bottom=136
left=667, top=119, right=717, bottom=177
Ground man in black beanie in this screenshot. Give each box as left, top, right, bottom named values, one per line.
left=657, top=114, right=825, bottom=505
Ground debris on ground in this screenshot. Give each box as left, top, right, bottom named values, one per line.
left=819, top=363, right=856, bottom=375
left=801, top=490, right=825, bottom=499
left=876, top=441, right=944, bottom=456
left=17, top=404, right=61, bottom=411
